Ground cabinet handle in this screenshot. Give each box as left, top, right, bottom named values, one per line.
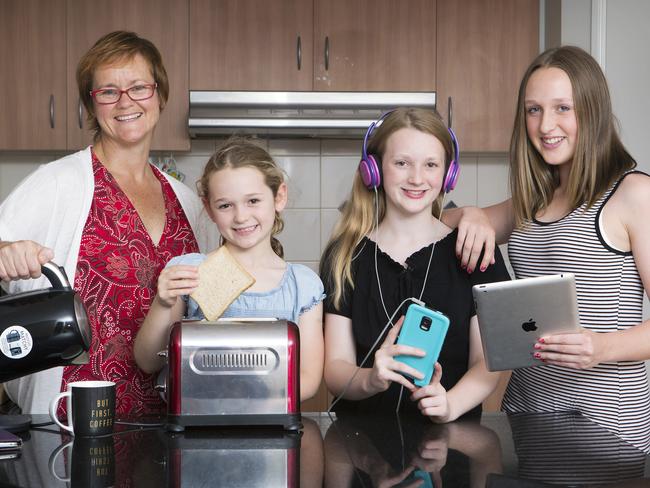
left=324, top=36, right=330, bottom=71
left=49, top=95, right=55, bottom=129
left=447, top=96, right=453, bottom=129
left=78, top=99, right=83, bottom=129
left=296, top=35, right=302, bottom=70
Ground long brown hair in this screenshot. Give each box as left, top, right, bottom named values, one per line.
left=320, top=107, right=455, bottom=309
left=198, top=137, right=285, bottom=258
left=510, top=45, right=636, bottom=226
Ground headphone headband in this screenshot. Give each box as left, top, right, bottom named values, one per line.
left=358, top=111, right=460, bottom=193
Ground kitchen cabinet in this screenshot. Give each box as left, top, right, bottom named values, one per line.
left=313, top=0, right=436, bottom=91
left=0, top=0, right=67, bottom=150
left=190, top=0, right=314, bottom=91
left=189, top=0, right=436, bottom=92
left=436, top=0, right=540, bottom=152
left=67, top=0, right=190, bottom=151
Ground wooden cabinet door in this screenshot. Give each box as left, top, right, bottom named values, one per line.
left=190, top=0, right=313, bottom=91
left=0, top=0, right=67, bottom=150
left=437, top=0, right=539, bottom=152
left=314, top=0, right=436, bottom=91
left=66, top=0, right=190, bottom=151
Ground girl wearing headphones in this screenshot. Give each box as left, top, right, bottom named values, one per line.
left=320, top=108, right=511, bottom=421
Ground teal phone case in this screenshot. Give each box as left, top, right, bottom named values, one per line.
left=394, top=303, right=450, bottom=387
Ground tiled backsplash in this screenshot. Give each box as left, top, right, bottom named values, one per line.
left=0, top=139, right=511, bottom=274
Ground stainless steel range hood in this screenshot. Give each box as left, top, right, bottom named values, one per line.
left=188, top=91, right=436, bottom=138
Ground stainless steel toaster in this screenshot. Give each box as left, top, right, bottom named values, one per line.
left=160, top=319, right=301, bottom=431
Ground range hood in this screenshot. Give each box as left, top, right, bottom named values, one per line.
left=188, top=91, right=436, bottom=138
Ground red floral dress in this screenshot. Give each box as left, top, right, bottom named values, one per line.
left=60, top=151, right=198, bottom=417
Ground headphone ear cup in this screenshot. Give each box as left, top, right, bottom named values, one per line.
left=443, top=159, right=460, bottom=193
left=359, top=155, right=381, bottom=189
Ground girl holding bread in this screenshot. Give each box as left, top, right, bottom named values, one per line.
left=135, top=137, right=325, bottom=401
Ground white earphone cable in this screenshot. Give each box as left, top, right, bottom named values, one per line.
left=329, top=187, right=448, bottom=414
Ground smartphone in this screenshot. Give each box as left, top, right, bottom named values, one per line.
left=394, top=303, right=449, bottom=387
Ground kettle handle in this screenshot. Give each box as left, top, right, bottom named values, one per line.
left=41, top=262, right=72, bottom=290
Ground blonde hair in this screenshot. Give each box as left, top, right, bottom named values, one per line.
left=510, top=45, right=636, bottom=226
left=198, top=137, right=285, bottom=258
left=76, top=31, right=169, bottom=142
left=320, top=107, right=455, bottom=309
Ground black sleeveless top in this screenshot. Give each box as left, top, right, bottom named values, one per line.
left=322, top=228, right=511, bottom=417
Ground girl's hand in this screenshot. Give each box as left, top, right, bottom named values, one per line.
left=155, top=265, right=199, bottom=308
left=367, top=316, right=426, bottom=394
left=534, top=329, right=606, bottom=369
left=410, top=429, right=449, bottom=488
left=410, top=363, right=452, bottom=422
left=0, top=240, right=54, bottom=281
left=456, top=207, right=496, bottom=274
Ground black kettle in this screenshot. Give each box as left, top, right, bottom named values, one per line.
left=0, top=262, right=91, bottom=382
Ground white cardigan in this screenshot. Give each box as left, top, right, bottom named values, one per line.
left=0, top=147, right=218, bottom=413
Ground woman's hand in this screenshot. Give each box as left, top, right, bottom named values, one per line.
left=366, top=316, right=426, bottom=395
left=534, top=329, right=607, bottom=369
left=155, top=264, right=199, bottom=308
left=410, top=363, right=452, bottom=422
left=456, top=207, right=496, bottom=273
left=0, top=240, right=54, bottom=281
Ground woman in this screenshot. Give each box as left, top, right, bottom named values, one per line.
left=0, top=31, right=216, bottom=416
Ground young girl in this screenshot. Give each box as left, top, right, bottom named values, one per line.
left=134, top=137, right=325, bottom=402
left=320, top=108, right=511, bottom=421
left=447, top=46, right=650, bottom=449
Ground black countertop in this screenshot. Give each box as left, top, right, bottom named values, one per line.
left=0, top=411, right=648, bottom=487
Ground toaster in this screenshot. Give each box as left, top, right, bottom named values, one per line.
left=160, top=319, right=301, bottom=431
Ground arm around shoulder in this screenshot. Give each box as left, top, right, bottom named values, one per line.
left=443, top=199, right=515, bottom=273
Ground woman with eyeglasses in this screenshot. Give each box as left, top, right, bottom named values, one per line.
left=0, top=31, right=216, bottom=417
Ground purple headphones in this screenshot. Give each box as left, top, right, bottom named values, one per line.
left=358, top=111, right=460, bottom=193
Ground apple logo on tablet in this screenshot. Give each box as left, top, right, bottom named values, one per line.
left=522, top=318, right=537, bottom=332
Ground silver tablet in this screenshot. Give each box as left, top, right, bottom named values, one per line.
left=472, top=273, right=581, bottom=371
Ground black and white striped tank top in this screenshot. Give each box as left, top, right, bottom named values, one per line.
left=502, top=171, right=650, bottom=451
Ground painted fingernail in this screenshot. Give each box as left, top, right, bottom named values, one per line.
left=467, top=268, right=473, bottom=274
left=539, top=338, right=546, bottom=344
left=534, top=352, right=541, bottom=359
left=480, top=265, right=487, bottom=272
left=534, top=343, right=541, bottom=349
left=461, top=263, right=466, bottom=269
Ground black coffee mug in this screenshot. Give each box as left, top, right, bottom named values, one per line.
left=49, top=381, right=115, bottom=437
left=49, top=436, right=116, bottom=488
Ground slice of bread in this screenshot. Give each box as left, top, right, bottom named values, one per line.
left=190, top=246, right=255, bottom=320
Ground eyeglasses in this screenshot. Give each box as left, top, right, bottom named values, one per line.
left=90, top=83, right=158, bottom=105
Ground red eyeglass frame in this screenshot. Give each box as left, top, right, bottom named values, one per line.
left=89, top=83, right=158, bottom=105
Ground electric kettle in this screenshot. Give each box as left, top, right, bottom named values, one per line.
left=0, top=262, right=91, bottom=382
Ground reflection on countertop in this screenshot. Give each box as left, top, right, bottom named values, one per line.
left=0, top=411, right=648, bottom=487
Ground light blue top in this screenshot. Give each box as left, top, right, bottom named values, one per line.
left=166, top=253, right=325, bottom=323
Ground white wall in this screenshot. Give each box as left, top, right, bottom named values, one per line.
left=560, top=0, right=592, bottom=50
left=604, top=0, right=650, bottom=174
